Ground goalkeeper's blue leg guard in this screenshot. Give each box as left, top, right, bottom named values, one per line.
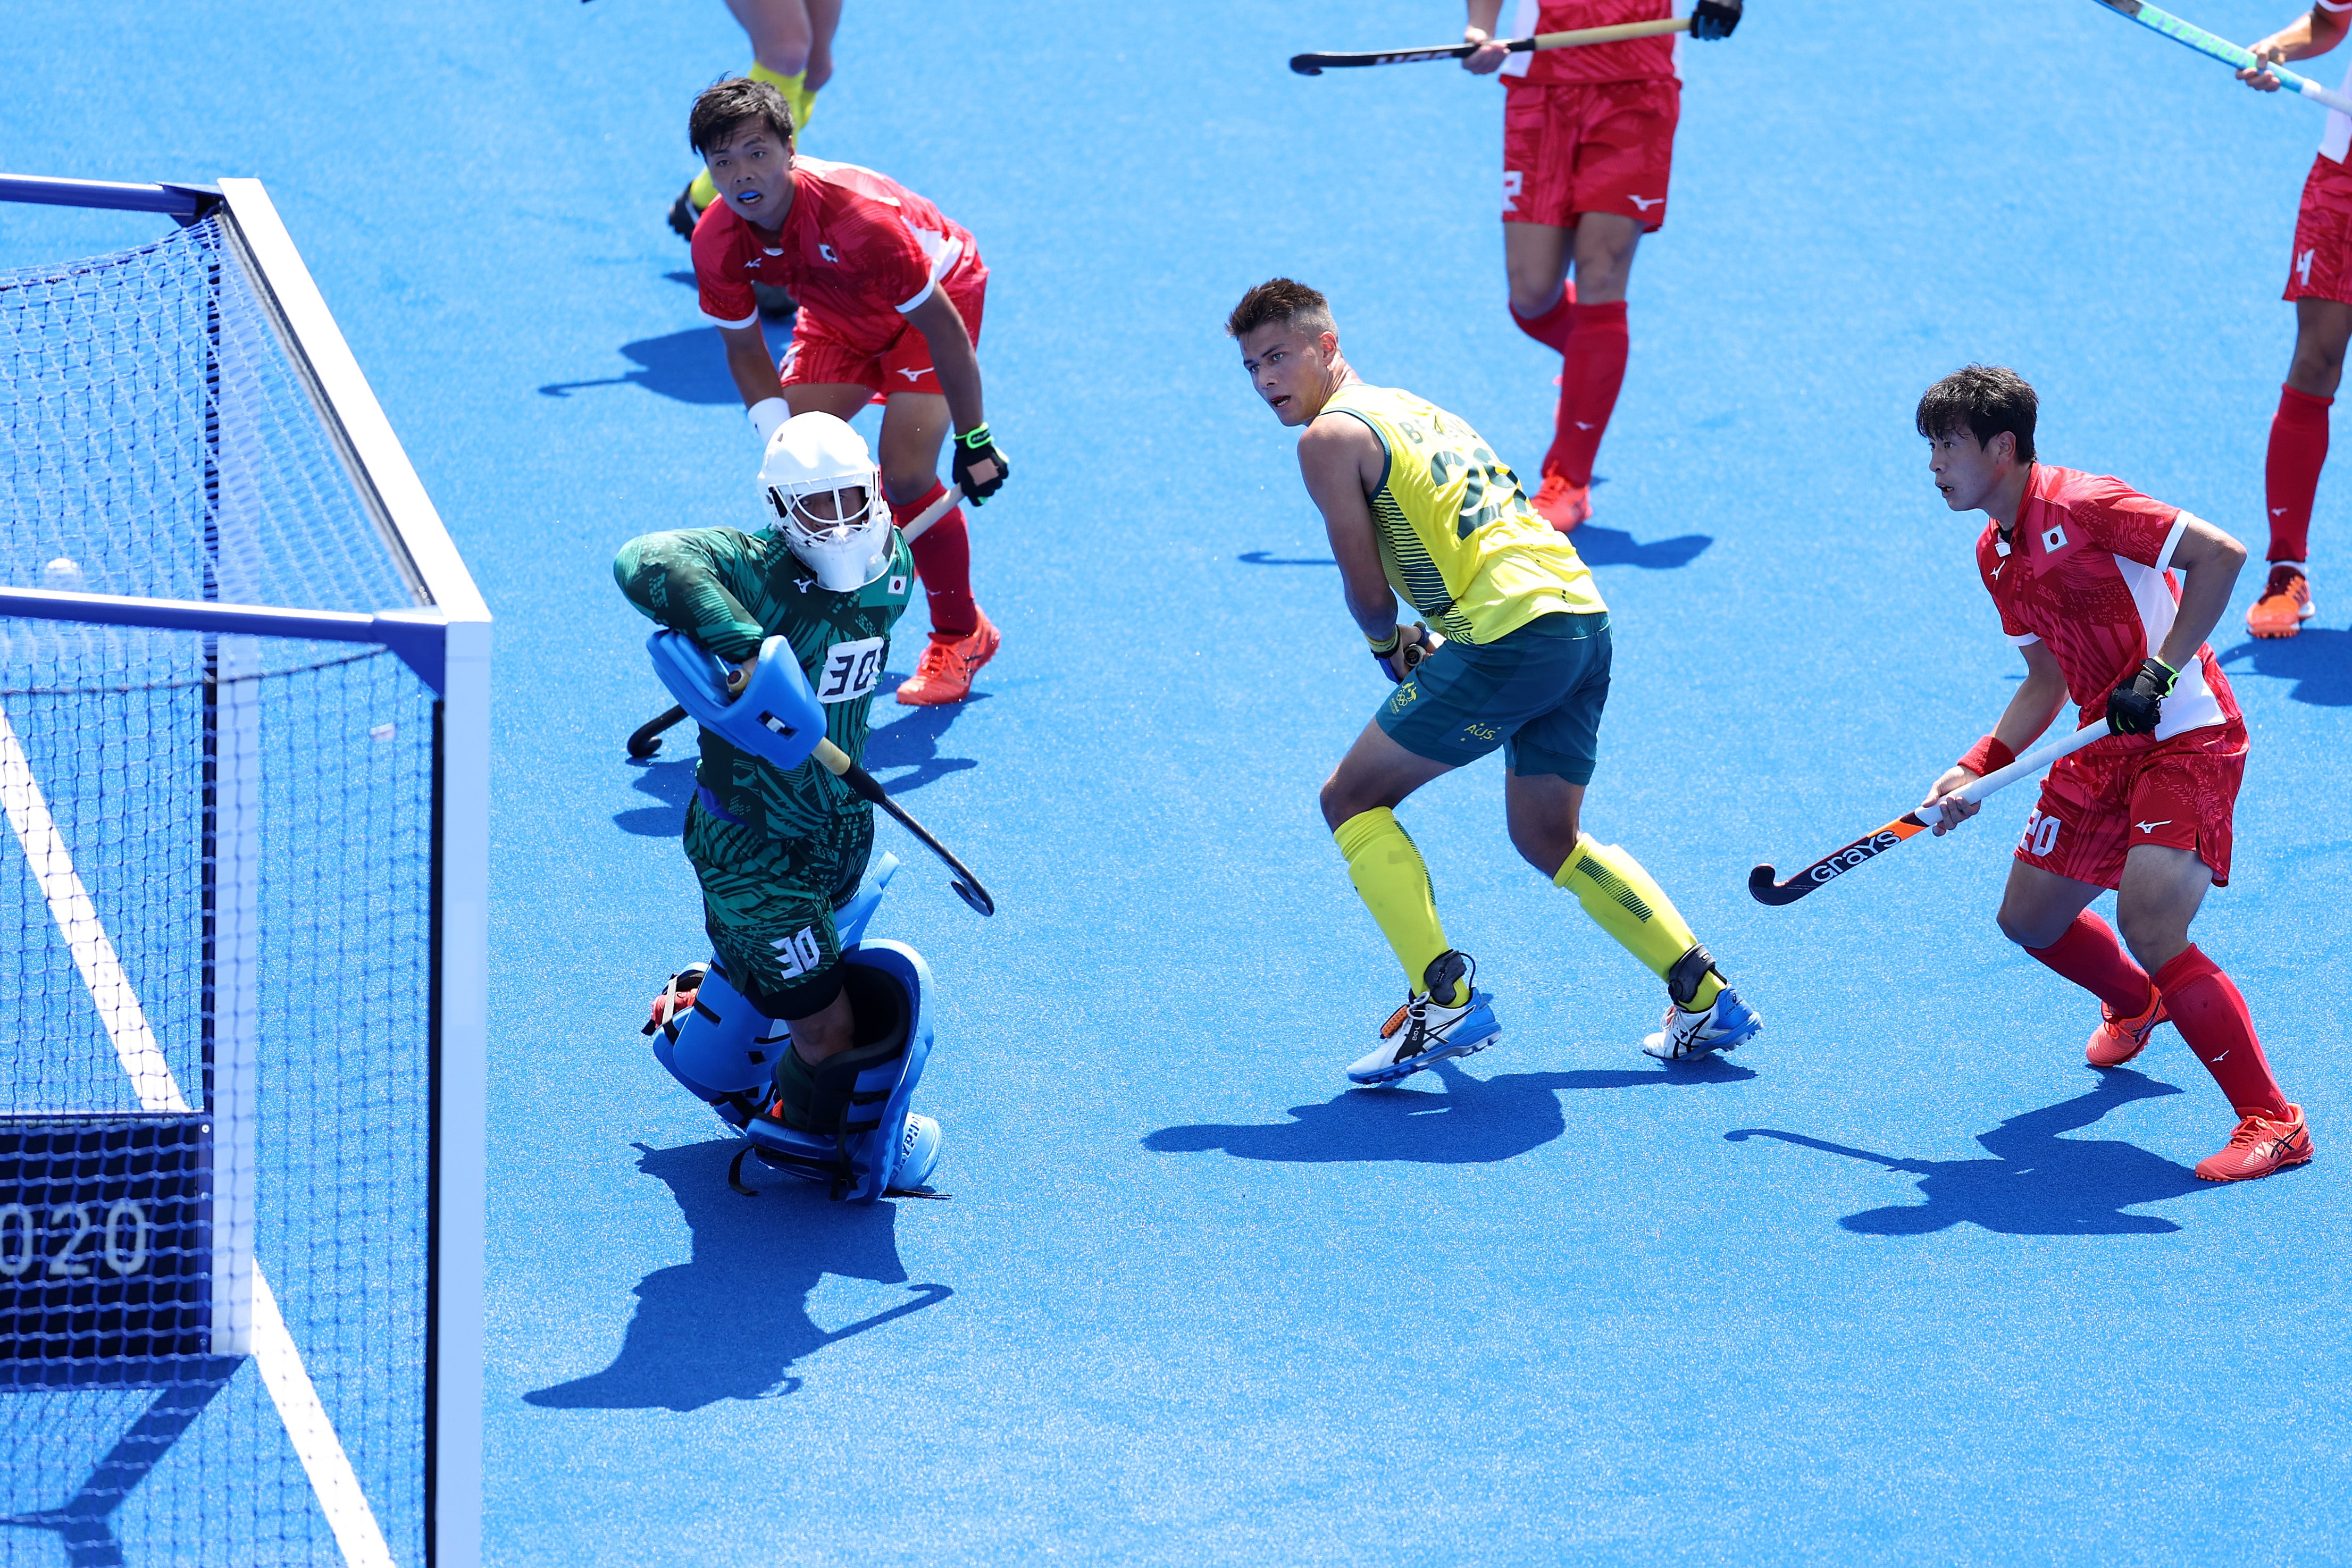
left=832, top=852, right=899, bottom=953
left=648, top=960, right=790, bottom=1131
left=736, top=941, right=939, bottom=1202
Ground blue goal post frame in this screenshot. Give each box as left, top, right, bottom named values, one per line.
left=0, top=172, right=489, bottom=1568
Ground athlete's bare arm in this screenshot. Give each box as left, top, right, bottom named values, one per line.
left=2154, top=517, right=2248, bottom=666
left=2241, top=4, right=2350, bottom=87
left=1298, top=413, right=1405, bottom=652
left=1463, top=0, right=1510, bottom=71
left=1921, top=639, right=2069, bottom=834
left=902, top=289, right=985, bottom=432
left=719, top=320, right=779, bottom=408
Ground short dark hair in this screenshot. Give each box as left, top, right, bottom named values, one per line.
left=1915, top=364, right=2037, bottom=464
left=1226, top=278, right=1337, bottom=341
left=689, top=77, right=796, bottom=157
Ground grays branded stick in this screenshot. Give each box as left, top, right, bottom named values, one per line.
left=1747, top=720, right=2112, bottom=907
left=2091, top=0, right=2352, bottom=114
left=1291, top=17, right=1689, bottom=75
left=624, top=484, right=966, bottom=760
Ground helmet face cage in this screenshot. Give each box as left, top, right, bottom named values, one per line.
left=763, top=466, right=890, bottom=590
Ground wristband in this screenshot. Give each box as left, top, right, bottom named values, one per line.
left=1955, top=735, right=2015, bottom=777
left=955, top=422, right=994, bottom=451
left=1368, top=628, right=1403, bottom=657
left=748, top=397, right=788, bottom=445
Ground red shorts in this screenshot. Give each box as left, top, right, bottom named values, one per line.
left=2285, top=153, right=2352, bottom=304
left=1502, top=79, right=1679, bottom=232
left=2014, top=722, right=2247, bottom=890
left=780, top=264, right=988, bottom=398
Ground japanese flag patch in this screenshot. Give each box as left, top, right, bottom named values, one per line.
left=2040, top=524, right=2069, bottom=554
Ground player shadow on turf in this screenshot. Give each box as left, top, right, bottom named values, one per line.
left=865, top=692, right=987, bottom=795
left=1725, top=1069, right=2211, bottom=1237
left=1143, top=1054, right=1753, bottom=1166
left=2216, top=631, right=2352, bottom=706
left=614, top=757, right=699, bottom=836
left=537, top=328, right=746, bottom=406
left=0, top=1361, right=238, bottom=1566
left=1566, top=524, right=1712, bottom=571
left=522, top=1140, right=952, bottom=1413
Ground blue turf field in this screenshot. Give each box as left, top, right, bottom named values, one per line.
left=10, top=1, right=2352, bottom=1562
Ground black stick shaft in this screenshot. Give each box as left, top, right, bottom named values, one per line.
left=817, top=742, right=995, bottom=916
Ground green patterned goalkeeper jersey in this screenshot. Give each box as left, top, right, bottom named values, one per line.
left=615, top=525, right=915, bottom=854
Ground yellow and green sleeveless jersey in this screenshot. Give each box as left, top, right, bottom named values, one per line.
left=1320, top=382, right=1605, bottom=644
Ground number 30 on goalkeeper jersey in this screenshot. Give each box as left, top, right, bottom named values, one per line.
left=1318, top=382, right=1606, bottom=645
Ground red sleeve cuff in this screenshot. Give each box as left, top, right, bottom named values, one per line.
left=1956, top=735, right=2016, bottom=776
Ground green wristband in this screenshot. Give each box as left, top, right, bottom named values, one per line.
left=956, top=422, right=993, bottom=451
left=1367, top=628, right=1402, bottom=656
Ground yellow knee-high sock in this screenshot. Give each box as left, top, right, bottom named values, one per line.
left=1334, top=809, right=1460, bottom=1002
left=1554, top=834, right=1722, bottom=1009
left=749, top=61, right=815, bottom=135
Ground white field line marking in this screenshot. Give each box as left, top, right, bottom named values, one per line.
left=0, top=707, right=397, bottom=1568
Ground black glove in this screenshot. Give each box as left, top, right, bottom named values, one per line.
left=1690, top=0, right=1741, bottom=40
left=951, top=423, right=1008, bottom=505
left=2105, top=657, right=2177, bottom=736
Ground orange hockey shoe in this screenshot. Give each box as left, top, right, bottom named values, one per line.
left=2246, top=564, right=2314, bottom=639
left=2195, top=1103, right=2314, bottom=1182
left=895, top=609, right=1000, bottom=706
left=1531, top=473, right=1592, bottom=533
left=2086, top=988, right=2168, bottom=1068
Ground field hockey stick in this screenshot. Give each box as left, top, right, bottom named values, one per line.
left=2090, top=0, right=2352, bottom=114
left=812, top=737, right=995, bottom=916
left=1746, top=720, right=2112, bottom=908
left=623, top=484, right=967, bottom=760
left=1292, top=17, right=1689, bottom=76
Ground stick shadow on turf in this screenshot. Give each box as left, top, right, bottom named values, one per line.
left=1233, top=527, right=1711, bottom=573
left=522, top=1142, right=952, bottom=1413
left=1143, top=1054, right=1752, bottom=1167
left=612, top=694, right=986, bottom=836
left=1725, top=1069, right=2216, bottom=1237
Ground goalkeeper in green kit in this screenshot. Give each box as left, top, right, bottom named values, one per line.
left=615, top=410, right=939, bottom=1188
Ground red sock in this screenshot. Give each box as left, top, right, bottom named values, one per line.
left=2263, top=384, right=2331, bottom=565
left=2025, top=912, right=2153, bottom=1015
left=2153, top=945, right=2289, bottom=1118
left=1542, top=300, right=1628, bottom=485
left=891, top=482, right=977, bottom=639
left=1509, top=288, right=1576, bottom=354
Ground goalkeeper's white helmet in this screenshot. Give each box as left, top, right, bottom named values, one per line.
left=757, top=412, right=891, bottom=591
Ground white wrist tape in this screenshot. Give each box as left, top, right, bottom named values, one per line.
left=748, top=397, right=789, bottom=445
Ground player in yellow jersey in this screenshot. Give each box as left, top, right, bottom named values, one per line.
left=1228, top=278, right=1761, bottom=1081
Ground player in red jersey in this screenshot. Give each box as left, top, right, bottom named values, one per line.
left=688, top=77, right=1007, bottom=706
left=1913, top=366, right=2312, bottom=1183
left=1461, top=0, right=1740, bottom=532
left=2236, top=3, right=2352, bottom=637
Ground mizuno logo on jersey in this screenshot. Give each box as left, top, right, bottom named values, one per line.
left=897, top=366, right=931, bottom=382
left=1628, top=195, right=1664, bottom=211
left=2135, top=819, right=2171, bottom=834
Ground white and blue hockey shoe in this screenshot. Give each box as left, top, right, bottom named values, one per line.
left=1347, top=953, right=1502, bottom=1087
left=1640, top=985, right=1762, bottom=1062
